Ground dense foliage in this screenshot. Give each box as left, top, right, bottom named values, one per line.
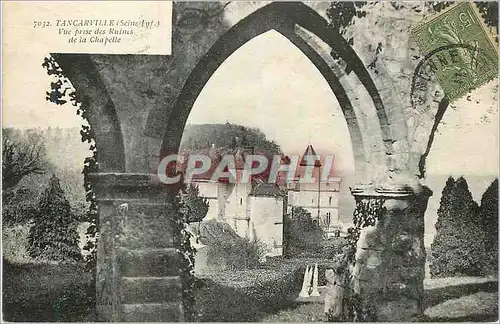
left=479, top=179, right=498, bottom=275
left=206, top=236, right=267, bottom=270
left=194, top=262, right=304, bottom=322
left=27, top=174, right=82, bottom=262
left=430, top=177, right=485, bottom=277
left=174, top=188, right=197, bottom=321
left=2, top=188, right=38, bottom=226
left=183, top=184, right=210, bottom=224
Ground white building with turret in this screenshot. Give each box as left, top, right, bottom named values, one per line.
left=188, top=147, right=285, bottom=257
left=286, top=144, right=342, bottom=233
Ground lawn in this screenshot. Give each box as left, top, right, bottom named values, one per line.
left=2, top=259, right=95, bottom=322
left=260, top=276, right=499, bottom=322
left=2, top=258, right=498, bottom=322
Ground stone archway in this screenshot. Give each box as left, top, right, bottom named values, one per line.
left=161, top=2, right=394, bottom=183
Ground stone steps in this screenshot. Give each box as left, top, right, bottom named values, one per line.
left=117, top=248, right=185, bottom=321
left=121, top=302, right=184, bottom=322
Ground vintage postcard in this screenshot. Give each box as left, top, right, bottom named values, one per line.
left=2, top=1, right=498, bottom=322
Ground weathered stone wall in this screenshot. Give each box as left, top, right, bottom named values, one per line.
left=90, top=173, right=184, bottom=322
left=351, top=184, right=432, bottom=321
left=340, top=2, right=446, bottom=181
left=249, top=195, right=284, bottom=256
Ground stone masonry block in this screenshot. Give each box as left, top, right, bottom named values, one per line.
left=120, top=277, right=182, bottom=304
left=117, top=247, right=181, bottom=277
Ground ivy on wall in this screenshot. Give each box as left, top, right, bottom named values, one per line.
left=326, top=1, right=367, bottom=61
left=328, top=197, right=386, bottom=322
left=175, top=189, right=197, bottom=321
left=42, top=56, right=99, bottom=268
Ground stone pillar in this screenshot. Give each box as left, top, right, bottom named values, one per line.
left=89, top=173, right=184, bottom=322
left=350, top=183, right=432, bottom=322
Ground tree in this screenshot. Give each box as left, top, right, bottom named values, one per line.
left=290, top=206, right=317, bottom=231
left=283, top=206, right=323, bottom=257
left=2, top=187, right=38, bottom=226
left=430, top=176, right=484, bottom=277
left=2, top=131, right=46, bottom=190
left=183, top=183, right=209, bottom=224
left=28, top=174, right=81, bottom=262
left=479, top=179, right=498, bottom=275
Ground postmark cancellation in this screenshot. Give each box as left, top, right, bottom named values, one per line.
left=410, top=2, right=498, bottom=102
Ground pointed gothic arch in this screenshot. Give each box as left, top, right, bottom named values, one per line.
left=161, top=2, right=392, bottom=180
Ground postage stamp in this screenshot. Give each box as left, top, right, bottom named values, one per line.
left=411, top=2, right=498, bottom=102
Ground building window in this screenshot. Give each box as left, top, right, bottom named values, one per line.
left=329, top=197, right=332, bottom=205
left=312, top=198, right=314, bottom=204
left=240, top=198, right=243, bottom=205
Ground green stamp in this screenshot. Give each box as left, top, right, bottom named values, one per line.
left=411, top=2, right=498, bottom=102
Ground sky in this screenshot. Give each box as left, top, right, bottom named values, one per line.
left=2, top=30, right=498, bottom=177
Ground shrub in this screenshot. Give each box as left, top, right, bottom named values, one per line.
left=28, top=174, right=82, bottom=262
left=430, top=177, right=485, bottom=277
left=206, top=236, right=267, bottom=270
left=479, top=179, right=498, bottom=275
left=2, top=223, right=33, bottom=263
left=321, top=237, right=349, bottom=259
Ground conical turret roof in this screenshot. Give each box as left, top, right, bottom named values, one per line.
left=234, top=148, right=246, bottom=170
left=300, top=144, right=321, bottom=167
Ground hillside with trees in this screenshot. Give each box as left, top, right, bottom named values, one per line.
left=2, top=127, right=89, bottom=224
left=2, top=127, right=90, bottom=263
left=180, top=123, right=282, bottom=155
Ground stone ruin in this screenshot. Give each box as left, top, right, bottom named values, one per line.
left=50, top=2, right=457, bottom=321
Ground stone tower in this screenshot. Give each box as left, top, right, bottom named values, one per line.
left=287, top=144, right=341, bottom=230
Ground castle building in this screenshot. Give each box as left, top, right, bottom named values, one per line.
left=286, top=144, right=342, bottom=232
left=188, top=147, right=285, bottom=257
left=186, top=143, right=342, bottom=256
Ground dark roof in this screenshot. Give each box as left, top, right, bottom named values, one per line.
left=300, top=144, right=322, bottom=167
left=250, top=182, right=285, bottom=197
left=186, top=220, right=240, bottom=246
